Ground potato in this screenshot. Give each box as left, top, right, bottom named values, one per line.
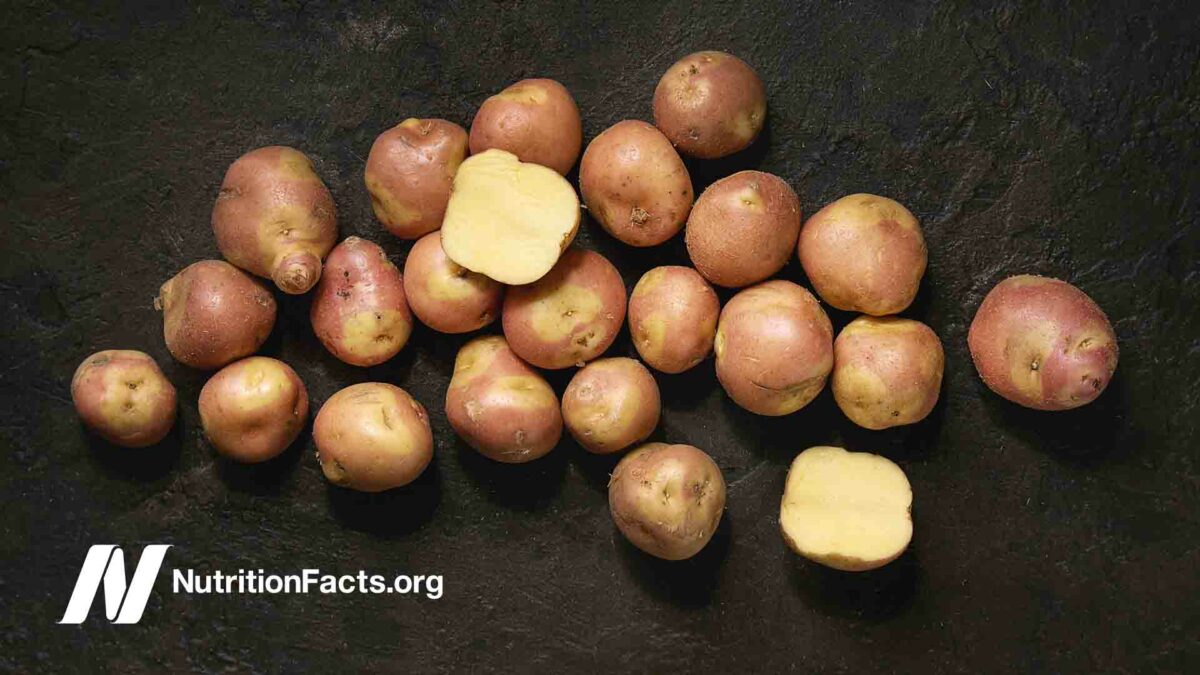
left=578, top=120, right=693, bottom=247
left=212, top=146, right=338, bottom=294
left=715, top=280, right=833, bottom=416
left=968, top=275, right=1118, bottom=410
left=653, top=50, right=766, bottom=159
left=310, top=237, right=412, bottom=367
left=798, top=193, right=926, bottom=315
left=313, top=382, right=433, bottom=492
left=685, top=170, right=800, bottom=288
left=608, top=443, right=726, bottom=560
left=832, top=317, right=944, bottom=430
left=156, top=260, right=277, bottom=370
left=401, top=231, right=502, bottom=334
left=562, top=358, right=660, bottom=454
left=71, top=350, right=176, bottom=448
left=627, top=266, right=719, bottom=374
left=364, top=118, right=468, bottom=240
left=441, top=149, right=581, bottom=285
left=502, top=248, right=626, bottom=369
left=780, top=446, right=913, bottom=572
left=198, top=357, right=308, bottom=463
left=445, top=336, right=562, bottom=463
left=469, top=78, right=582, bottom=175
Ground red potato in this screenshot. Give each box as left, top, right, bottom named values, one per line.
left=313, top=382, right=433, bottom=492
left=402, top=231, right=502, bottom=334
left=627, top=266, right=720, bottom=374
left=653, top=50, right=767, bottom=159
left=156, top=260, right=276, bottom=370
left=364, top=118, right=468, bottom=240
left=199, top=357, right=308, bottom=463
left=832, top=317, right=944, bottom=430
left=310, top=237, right=412, bottom=367
left=562, top=358, right=661, bottom=455
left=469, top=78, right=582, bottom=175
left=71, top=350, right=176, bottom=447
left=968, top=275, right=1118, bottom=410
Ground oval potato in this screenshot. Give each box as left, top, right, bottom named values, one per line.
left=562, top=357, right=661, bottom=454
left=627, top=266, right=720, bottom=374
left=71, top=350, right=177, bottom=448
left=653, top=50, right=767, bottom=159
left=313, top=382, right=433, bottom=492
left=403, top=231, right=502, bottom=334
left=469, top=78, right=582, bottom=175
left=365, top=118, right=468, bottom=240
left=832, top=316, right=944, bottom=430
left=199, top=356, right=308, bottom=463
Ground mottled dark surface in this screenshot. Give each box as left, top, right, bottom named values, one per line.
left=2, top=1, right=1198, bottom=672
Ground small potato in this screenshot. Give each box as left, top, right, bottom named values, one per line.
left=685, top=170, right=801, bottom=288
left=313, top=382, right=433, bottom=492
left=608, top=443, right=726, bottom=560
left=653, top=50, right=766, bottom=159
left=365, top=118, right=468, bottom=240
left=502, top=248, right=626, bottom=369
left=199, top=357, right=308, bottom=463
left=469, top=78, right=582, bottom=175
left=627, top=266, right=719, bottom=374
left=310, top=237, right=412, bottom=367
left=445, top=336, right=562, bottom=463
left=798, top=193, right=927, bottom=315
left=156, top=260, right=277, bottom=370
left=833, top=317, right=944, bottom=430
left=780, top=446, right=913, bottom=572
left=579, top=120, right=693, bottom=247
left=402, top=231, right=502, bottom=334
left=715, top=280, right=833, bottom=416
left=71, top=350, right=176, bottom=447
left=968, top=275, right=1118, bottom=410
left=562, top=358, right=660, bottom=455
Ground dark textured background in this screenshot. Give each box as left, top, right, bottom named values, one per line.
left=2, top=0, right=1198, bottom=672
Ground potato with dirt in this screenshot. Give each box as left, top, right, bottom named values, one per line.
left=71, top=350, right=177, bottom=448
left=562, top=357, right=661, bottom=455
left=310, top=237, right=412, bottom=367
left=627, top=265, right=720, bottom=374
left=365, top=118, right=468, bottom=240
left=199, top=357, right=308, bottom=463
left=313, top=382, right=433, bottom=492
left=402, top=231, right=502, bottom=334
left=832, top=316, right=944, bottom=430
left=469, top=78, right=582, bottom=175
left=653, top=50, right=767, bottom=159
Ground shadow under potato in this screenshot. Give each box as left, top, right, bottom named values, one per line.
left=455, top=438, right=567, bottom=511
left=325, top=459, right=442, bottom=538
left=832, top=390, right=948, bottom=464
left=212, top=425, right=308, bottom=496
left=787, top=544, right=921, bottom=623
left=84, top=417, right=183, bottom=482
left=615, top=514, right=732, bottom=609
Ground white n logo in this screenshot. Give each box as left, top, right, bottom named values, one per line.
left=59, top=545, right=171, bottom=625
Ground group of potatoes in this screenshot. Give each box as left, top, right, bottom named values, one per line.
left=70, top=50, right=1120, bottom=570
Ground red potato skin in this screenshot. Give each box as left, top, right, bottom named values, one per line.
left=71, top=350, right=177, bottom=448
left=968, top=275, right=1118, bottom=410
left=198, top=357, right=308, bottom=463
left=365, top=119, right=468, bottom=240
left=313, top=383, right=434, bottom=492
left=628, top=266, right=720, bottom=374
left=653, top=51, right=767, bottom=159
left=469, top=78, right=583, bottom=175
left=561, top=357, right=661, bottom=455
left=832, top=317, right=944, bottom=429
left=402, top=231, right=502, bottom=334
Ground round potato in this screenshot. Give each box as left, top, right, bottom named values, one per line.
left=469, top=78, right=582, bottom=175
left=832, top=317, right=944, bottom=430
left=156, top=260, right=276, bottom=370
left=653, top=50, right=766, bottom=159
left=199, top=357, right=308, bottom=463
left=313, top=382, right=433, bottom=492
left=310, top=237, right=412, bottom=367
left=562, top=358, right=660, bottom=454
left=71, top=350, right=176, bottom=447
left=627, top=266, right=720, bottom=374
left=365, top=118, right=468, bottom=239
left=402, top=231, right=502, bottom=334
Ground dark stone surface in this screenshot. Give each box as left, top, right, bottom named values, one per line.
left=1, top=0, right=1198, bottom=672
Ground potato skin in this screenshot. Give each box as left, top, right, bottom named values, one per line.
left=832, top=317, right=944, bottom=430
left=310, top=237, right=412, bottom=367
left=968, top=275, right=1118, bottom=410
left=469, top=78, right=582, bottom=175
left=798, top=193, right=926, bottom=315
left=71, top=350, right=177, bottom=448
left=402, top=231, right=502, bottom=334
left=685, top=171, right=801, bottom=288
left=579, top=120, right=693, bottom=247
left=628, top=266, right=720, bottom=374
left=715, top=280, right=834, bottom=416
left=562, top=358, right=661, bottom=455
left=653, top=50, right=766, bottom=159
left=502, top=248, right=626, bottom=369
left=445, top=336, right=562, bottom=463
left=212, top=146, right=338, bottom=295
left=199, top=357, right=308, bottom=463
left=313, top=382, right=433, bottom=492
left=156, top=260, right=277, bottom=370
left=608, top=443, right=726, bottom=560
left=365, top=118, right=468, bottom=240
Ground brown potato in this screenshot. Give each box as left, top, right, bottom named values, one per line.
left=71, top=350, right=176, bottom=447
left=469, top=78, right=582, bottom=175
left=715, top=280, right=833, bottom=416
left=310, top=237, right=412, bottom=367
left=832, top=317, right=944, bottom=430
left=199, top=357, right=308, bottom=463
left=798, top=193, right=927, bottom=315
left=313, top=382, right=433, bottom=492
left=562, top=358, right=660, bottom=454
left=685, top=170, right=800, bottom=288
left=156, top=260, right=276, bottom=370
left=653, top=50, right=766, bottom=159
left=364, top=118, right=468, bottom=240
left=579, top=120, right=693, bottom=247
left=968, top=275, right=1118, bottom=410
left=402, top=231, right=502, bottom=334
left=627, top=266, right=720, bottom=373
left=608, top=443, right=726, bottom=560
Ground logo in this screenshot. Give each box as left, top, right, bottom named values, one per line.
left=59, top=545, right=171, bottom=625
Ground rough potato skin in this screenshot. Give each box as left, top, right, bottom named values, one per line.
left=469, top=78, right=582, bottom=175
left=156, top=260, right=277, bottom=370
left=199, top=357, right=308, bottom=463
left=832, top=317, right=944, bottom=429
left=685, top=171, right=801, bottom=288
left=968, top=275, right=1118, bottom=410
left=71, top=350, right=177, bottom=448
left=502, top=248, right=626, bottom=369
left=313, top=383, right=433, bottom=492
left=402, top=231, right=502, bottom=334
left=628, top=266, right=720, bottom=373
left=579, top=120, right=693, bottom=247
left=562, top=357, right=661, bottom=454
left=798, top=193, right=927, bottom=315
left=608, top=443, right=726, bottom=560
left=310, top=237, right=412, bottom=367
left=365, top=118, right=468, bottom=239
left=653, top=50, right=767, bottom=159
left=715, top=280, right=834, bottom=416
